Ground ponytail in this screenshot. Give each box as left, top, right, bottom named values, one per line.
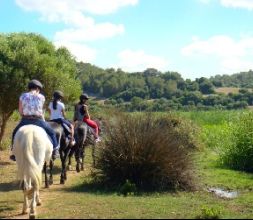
left=53, top=98, right=58, bottom=110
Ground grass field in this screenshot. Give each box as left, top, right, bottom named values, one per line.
left=0, top=111, right=253, bottom=219
left=215, top=87, right=241, bottom=95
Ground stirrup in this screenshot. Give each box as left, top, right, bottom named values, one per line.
left=10, top=155, right=16, bottom=161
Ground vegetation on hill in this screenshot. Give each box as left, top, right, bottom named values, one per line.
left=77, top=62, right=253, bottom=111
left=210, top=70, right=253, bottom=88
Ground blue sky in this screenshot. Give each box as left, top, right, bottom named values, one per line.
left=1, top=0, right=253, bottom=79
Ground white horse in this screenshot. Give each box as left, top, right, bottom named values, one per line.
left=13, top=125, right=53, bottom=219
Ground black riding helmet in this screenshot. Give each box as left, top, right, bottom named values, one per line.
left=53, top=90, right=64, bottom=99
left=80, top=94, right=89, bottom=101
left=28, top=79, right=43, bottom=90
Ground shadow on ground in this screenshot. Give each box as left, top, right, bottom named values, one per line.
left=0, top=200, right=22, bottom=219
left=55, top=175, right=120, bottom=195
left=0, top=181, right=19, bottom=192
left=0, top=161, right=12, bottom=166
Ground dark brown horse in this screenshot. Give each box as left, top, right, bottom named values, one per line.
left=68, top=119, right=105, bottom=172
left=43, top=121, right=73, bottom=187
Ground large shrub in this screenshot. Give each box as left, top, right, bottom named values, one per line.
left=0, top=32, right=81, bottom=147
left=220, top=112, right=253, bottom=172
left=94, top=113, right=198, bottom=191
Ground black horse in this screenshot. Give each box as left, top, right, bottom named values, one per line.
left=43, top=121, right=73, bottom=187
left=68, top=119, right=105, bottom=172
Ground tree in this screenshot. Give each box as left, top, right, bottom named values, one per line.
left=199, top=80, right=215, bottom=94
left=0, top=33, right=82, bottom=147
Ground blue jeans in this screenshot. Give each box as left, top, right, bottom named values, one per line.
left=50, top=118, right=72, bottom=137
left=12, top=118, right=58, bottom=149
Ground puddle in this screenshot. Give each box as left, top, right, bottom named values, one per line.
left=208, top=188, right=238, bottom=199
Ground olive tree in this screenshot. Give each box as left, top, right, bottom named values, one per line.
left=0, top=32, right=82, bottom=147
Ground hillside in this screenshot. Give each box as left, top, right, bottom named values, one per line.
left=77, top=62, right=253, bottom=111
left=210, top=70, right=253, bottom=88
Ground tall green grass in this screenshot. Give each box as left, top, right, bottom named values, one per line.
left=176, top=110, right=243, bottom=126
left=219, top=112, right=253, bottom=172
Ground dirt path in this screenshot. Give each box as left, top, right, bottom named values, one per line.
left=0, top=150, right=88, bottom=219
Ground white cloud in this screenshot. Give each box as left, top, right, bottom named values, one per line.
left=54, top=23, right=125, bottom=42
left=220, top=0, right=253, bottom=10
left=16, top=0, right=138, bottom=26
left=182, top=35, right=253, bottom=73
left=54, top=41, right=97, bottom=63
left=182, top=35, right=247, bottom=57
left=221, top=57, right=253, bottom=72
left=199, top=0, right=253, bottom=10
left=15, top=0, right=132, bottom=42
left=116, top=49, right=169, bottom=72
left=16, top=0, right=138, bottom=64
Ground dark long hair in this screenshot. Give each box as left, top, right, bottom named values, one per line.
left=53, top=97, right=61, bottom=110
left=53, top=91, right=63, bottom=110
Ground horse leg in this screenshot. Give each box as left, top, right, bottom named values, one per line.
left=68, top=154, right=72, bottom=171
left=92, top=144, right=96, bottom=168
left=21, top=179, right=29, bottom=214
left=68, top=150, right=74, bottom=171
left=60, top=150, right=65, bottom=184
left=29, top=189, right=37, bottom=219
left=64, top=149, right=71, bottom=181
left=75, top=148, right=81, bottom=173
left=36, top=190, right=42, bottom=206
left=22, top=185, right=29, bottom=215
left=44, top=162, right=49, bottom=188
left=49, top=159, right=54, bottom=185
left=81, top=147, right=85, bottom=171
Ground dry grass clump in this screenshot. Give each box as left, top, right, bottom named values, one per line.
left=95, top=113, right=198, bottom=191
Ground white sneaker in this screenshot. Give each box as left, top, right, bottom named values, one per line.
left=71, top=139, right=76, bottom=146
left=95, top=137, right=101, bottom=143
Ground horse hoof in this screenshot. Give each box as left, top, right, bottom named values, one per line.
left=49, top=180, right=53, bottom=185
left=45, top=184, right=49, bottom=189
left=60, top=180, right=65, bottom=185
left=37, top=201, right=42, bottom=206
left=76, top=166, right=80, bottom=173
left=29, top=213, right=36, bottom=219
left=22, top=210, right=28, bottom=215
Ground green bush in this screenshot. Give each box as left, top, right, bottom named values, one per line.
left=220, top=112, right=253, bottom=172
left=196, top=206, right=222, bottom=219
left=119, top=180, right=137, bottom=196
left=94, top=113, right=198, bottom=191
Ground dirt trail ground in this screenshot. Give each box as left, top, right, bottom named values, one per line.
left=0, top=150, right=86, bottom=219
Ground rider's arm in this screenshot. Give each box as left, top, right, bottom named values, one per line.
left=84, top=105, right=90, bottom=119
left=47, top=103, right=52, bottom=116
left=62, top=104, right=66, bottom=119
left=73, top=105, right=77, bottom=122
left=18, top=100, right=23, bottom=116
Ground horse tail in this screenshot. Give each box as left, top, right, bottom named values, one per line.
left=15, top=130, right=42, bottom=191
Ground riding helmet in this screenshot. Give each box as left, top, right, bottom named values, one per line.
left=80, top=94, right=89, bottom=101
left=53, top=90, right=64, bottom=99
left=28, top=79, right=43, bottom=90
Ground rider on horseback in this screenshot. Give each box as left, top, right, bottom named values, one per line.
left=48, top=91, right=75, bottom=146
left=73, top=94, right=101, bottom=143
left=10, top=80, right=59, bottom=161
